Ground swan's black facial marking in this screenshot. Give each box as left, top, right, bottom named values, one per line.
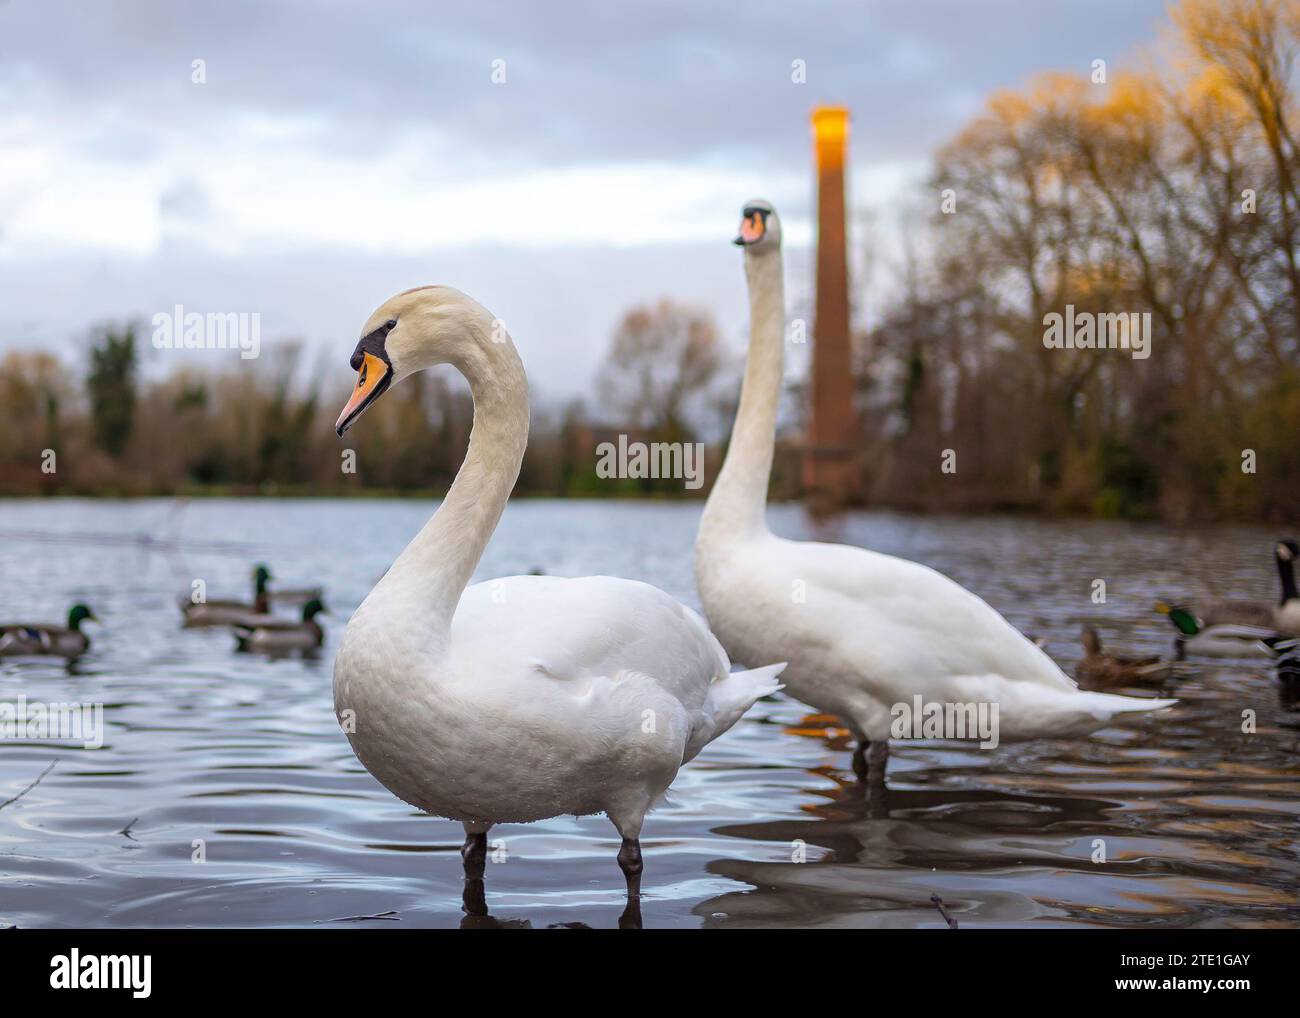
left=350, top=318, right=397, bottom=371
left=337, top=318, right=398, bottom=437
left=734, top=206, right=771, bottom=246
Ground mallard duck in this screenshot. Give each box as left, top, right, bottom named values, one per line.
left=1157, top=604, right=1280, bottom=658
left=181, top=565, right=273, bottom=627
left=693, top=199, right=1172, bottom=785
left=1076, top=625, right=1178, bottom=687
left=0, top=604, right=97, bottom=659
left=1157, top=540, right=1300, bottom=651
left=234, top=597, right=326, bottom=654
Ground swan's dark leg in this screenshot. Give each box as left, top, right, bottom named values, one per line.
left=617, top=837, right=643, bottom=900
left=851, top=740, right=870, bottom=781
left=460, top=826, right=490, bottom=919
left=867, top=740, right=890, bottom=777
left=865, top=741, right=890, bottom=816
left=853, top=740, right=888, bottom=783
left=461, top=829, right=488, bottom=882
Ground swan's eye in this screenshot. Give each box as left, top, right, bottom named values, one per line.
left=386, top=319, right=397, bottom=329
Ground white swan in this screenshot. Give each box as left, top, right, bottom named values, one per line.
left=331, top=285, right=784, bottom=903
left=694, top=200, right=1174, bottom=781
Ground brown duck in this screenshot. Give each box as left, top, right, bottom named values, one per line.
left=1077, top=625, right=1176, bottom=688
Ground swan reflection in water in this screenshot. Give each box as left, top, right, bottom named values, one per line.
left=458, top=877, right=642, bottom=930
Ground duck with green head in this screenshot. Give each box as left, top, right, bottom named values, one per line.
left=1154, top=601, right=1278, bottom=659
left=0, top=604, right=98, bottom=659
left=1156, top=539, right=1300, bottom=655
left=1156, top=604, right=1204, bottom=638
left=180, top=564, right=273, bottom=627
left=234, top=597, right=326, bottom=654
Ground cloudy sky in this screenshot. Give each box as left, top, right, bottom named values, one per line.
left=0, top=0, right=1172, bottom=399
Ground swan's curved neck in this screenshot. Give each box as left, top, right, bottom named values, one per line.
left=371, top=316, right=529, bottom=639
left=701, top=248, right=784, bottom=540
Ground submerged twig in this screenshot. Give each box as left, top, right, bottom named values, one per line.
left=0, top=761, right=57, bottom=812
left=930, top=893, right=958, bottom=929
left=325, top=910, right=400, bottom=923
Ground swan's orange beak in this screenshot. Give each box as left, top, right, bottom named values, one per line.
left=335, top=352, right=392, bottom=437
left=733, top=211, right=765, bottom=246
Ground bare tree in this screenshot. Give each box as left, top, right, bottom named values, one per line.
left=595, top=299, right=722, bottom=440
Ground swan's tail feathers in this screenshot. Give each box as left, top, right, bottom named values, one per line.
left=686, top=663, right=786, bottom=763
left=1080, top=690, right=1178, bottom=716
left=732, top=661, right=786, bottom=699
left=712, top=662, right=785, bottom=725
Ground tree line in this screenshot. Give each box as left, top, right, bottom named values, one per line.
left=859, top=0, right=1300, bottom=522
left=0, top=304, right=728, bottom=499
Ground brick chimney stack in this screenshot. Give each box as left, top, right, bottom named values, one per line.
left=804, top=106, right=859, bottom=504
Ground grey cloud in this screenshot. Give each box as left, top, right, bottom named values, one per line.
left=2, top=0, right=1170, bottom=168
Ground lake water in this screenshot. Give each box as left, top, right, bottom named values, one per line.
left=1, top=498, right=1296, bottom=929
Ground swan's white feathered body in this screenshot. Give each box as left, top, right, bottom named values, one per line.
left=336, top=573, right=781, bottom=827
left=698, top=529, right=1170, bottom=743
left=329, top=285, right=782, bottom=865
left=695, top=201, right=1172, bottom=751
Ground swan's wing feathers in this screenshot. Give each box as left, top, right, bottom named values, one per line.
left=452, top=577, right=764, bottom=769
left=455, top=574, right=762, bottom=767
left=456, top=575, right=730, bottom=703
left=786, top=540, right=1075, bottom=693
